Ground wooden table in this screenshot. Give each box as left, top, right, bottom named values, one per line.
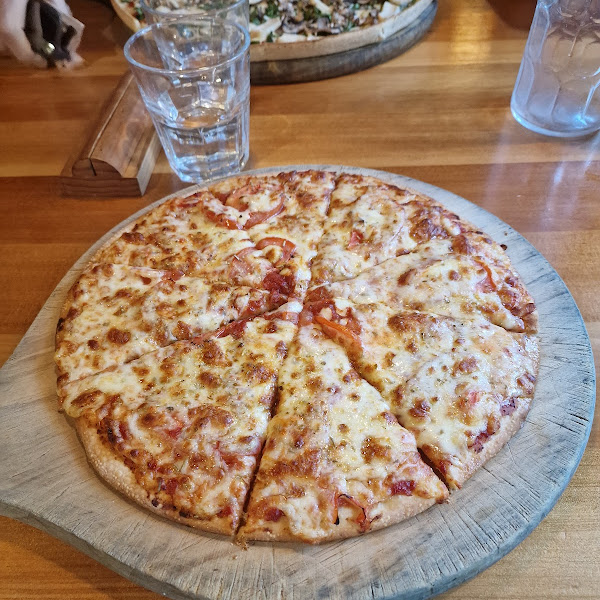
left=0, top=0, right=598, bottom=598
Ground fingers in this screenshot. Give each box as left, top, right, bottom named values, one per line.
left=43, top=0, right=73, bottom=17
left=0, top=27, right=47, bottom=67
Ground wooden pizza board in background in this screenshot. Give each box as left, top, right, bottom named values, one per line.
left=250, top=1, right=437, bottom=84
left=0, top=167, right=594, bottom=600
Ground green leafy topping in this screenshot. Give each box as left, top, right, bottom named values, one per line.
left=265, top=0, right=279, bottom=18
left=250, top=7, right=261, bottom=24
left=302, top=5, right=326, bottom=20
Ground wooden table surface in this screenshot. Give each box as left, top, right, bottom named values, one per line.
left=0, top=0, right=598, bottom=598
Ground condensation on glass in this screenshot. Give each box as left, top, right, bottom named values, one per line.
left=511, top=0, right=600, bottom=137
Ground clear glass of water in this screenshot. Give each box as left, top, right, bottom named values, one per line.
left=124, top=18, right=250, bottom=183
left=140, top=0, right=249, bottom=29
left=511, top=0, right=600, bottom=137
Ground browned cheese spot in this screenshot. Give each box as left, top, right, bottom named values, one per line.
left=107, top=328, right=131, bottom=345
left=409, top=399, right=431, bottom=420
left=132, top=365, right=150, bottom=377
left=453, top=356, right=478, bottom=375
left=398, top=269, right=416, bottom=286
left=72, top=389, right=103, bottom=409
left=66, top=307, right=80, bottom=321
left=265, top=321, right=278, bottom=334
left=246, top=363, right=274, bottom=384
left=114, top=289, right=132, bottom=299
left=275, top=340, right=288, bottom=359
left=190, top=405, right=234, bottom=430
left=198, top=371, right=219, bottom=388
left=342, top=370, right=360, bottom=384
left=405, top=339, right=418, bottom=354
left=201, top=340, right=232, bottom=367
left=410, top=216, right=447, bottom=243
left=361, top=437, right=390, bottom=463
left=174, top=321, right=192, bottom=340
left=122, top=231, right=145, bottom=244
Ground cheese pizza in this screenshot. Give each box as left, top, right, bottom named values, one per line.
left=56, top=168, right=539, bottom=543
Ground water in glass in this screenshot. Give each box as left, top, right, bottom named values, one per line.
left=150, top=86, right=249, bottom=182
left=511, top=0, right=600, bottom=137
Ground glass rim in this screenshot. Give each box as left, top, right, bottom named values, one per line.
left=140, top=0, right=248, bottom=19
left=123, top=17, right=250, bottom=77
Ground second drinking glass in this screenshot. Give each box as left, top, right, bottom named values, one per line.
left=124, top=18, right=250, bottom=183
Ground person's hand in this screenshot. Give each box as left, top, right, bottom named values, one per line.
left=0, top=0, right=80, bottom=68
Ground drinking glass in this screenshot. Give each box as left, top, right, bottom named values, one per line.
left=140, top=0, right=249, bottom=29
left=511, top=0, right=600, bottom=137
left=124, top=18, right=250, bottom=183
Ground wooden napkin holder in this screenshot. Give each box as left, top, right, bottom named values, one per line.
left=60, top=71, right=161, bottom=197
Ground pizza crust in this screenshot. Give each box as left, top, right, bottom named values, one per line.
left=75, top=418, right=237, bottom=535
left=241, top=493, right=442, bottom=543
left=111, top=0, right=142, bottom=32
left=449, top=397, right=534, bottom=490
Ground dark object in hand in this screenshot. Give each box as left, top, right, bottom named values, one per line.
left=24, top=0, right=77, bottom=66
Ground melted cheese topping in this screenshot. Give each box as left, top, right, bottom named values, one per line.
left=311, top=176, right=470, bottom=285
left=55, top=264, right=282, bottom=389
left=309, top=232, right=537, bottom=334
left=62, top=306, right=299, bottom=532
left=242, top=323, right=446, bottom=542
left=313, top=299, right=538, bottom=488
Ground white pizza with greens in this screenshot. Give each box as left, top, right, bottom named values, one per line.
left=248, top=0, right=421, bottom=43
left=112, top=0, right=433, bottom=46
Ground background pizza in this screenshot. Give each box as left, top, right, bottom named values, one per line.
left=55, top=168, right=539, bottom=543
left=111, top=0, right=435, bottom=60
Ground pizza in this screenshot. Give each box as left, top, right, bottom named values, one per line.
left=56, top=168, right=539, bottom=543
left=111, top=0, right=434, bottom=60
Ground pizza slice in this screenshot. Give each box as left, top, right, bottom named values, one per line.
left=304, top=298, right=539, bottom=490
left=208, top=170, right=334, bottom=298
left=240, top=322, right=448, bottom=543
left=307, top=232, right=538, bottom=333
left=60, top=302, right=301, bottom=535
left=55, top=263, right=288, bottom=396
left=94, top=190, right=290, bottom=292
left=311, top=174, right=477, bottom=285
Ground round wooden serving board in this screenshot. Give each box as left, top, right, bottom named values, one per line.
left=0, top=166, right=594, bottom=600
left=250, top=1, right=437, bottom=84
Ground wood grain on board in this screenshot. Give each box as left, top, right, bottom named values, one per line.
left=0, top=0, right=598, bottom=599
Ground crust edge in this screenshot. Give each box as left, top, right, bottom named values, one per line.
left=74, top=418, right=237, bottom=537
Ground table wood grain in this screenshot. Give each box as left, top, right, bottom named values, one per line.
left=0, top=0, right=598, bottom=599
